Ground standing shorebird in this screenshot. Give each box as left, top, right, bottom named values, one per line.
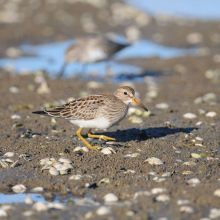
left=32, top=86, right=148, bottom=151
left=58, top=35, right=130, bottom=77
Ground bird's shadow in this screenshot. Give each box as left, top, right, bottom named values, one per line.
left=92, top=127, right=197, bottom=142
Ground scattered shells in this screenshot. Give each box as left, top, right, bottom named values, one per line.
left=104, top=193, right=118, bottom=203
left=177, top=199, right=191, bottom=205
left=187, top=178, right=201, bottom=185
left=144, top=157, right=164, bottom=165
left=183, top=113, right=197, bottom=119
left=31, top=187, right=44, bottom=193
left=11, top=114, right=21, bottom=119
left=101, top=148, right=112, bottom=154
left=183, top=161, right=197, bottom=166
left=69, top=175, right=82, bottom=180
left=214, top=189, right=220, bottom=197
left=4, top=152, right=15, bottom=157
left=0, top=159, right=8, bottom=168
left=209, top=208, right=220, bottom=219
left=99, top=178, right=110, bottom=184
left=155, top=103, right=169, bottom=109
left=25, top=195, right=33, bottom=205
left=0, top=209, right=7, bottom=217
left=49, top=167, right=59, bottom=176
left=58, top=157, right=72, bottom=164
left=128, top=115, right=143, bottom=124
left=133, top=191, right=151, bottom=200
left=155, top=194, right=170, bottom=202
left=73, top=146, right=82, bottom=152
left=82, top=147, right=89, bottom=152
left=10, top=160, right=18, bottom=168
left=206, top=111, right=217, bottom=117
left=180, top=206, right=194, bottom=213
left=151, top=188, right=166, bottom=194
left=32, top=202, right=49, bottom=212
left=96, top=206, right=112, bottom=215
left=12, top=184, right=27, bottom=193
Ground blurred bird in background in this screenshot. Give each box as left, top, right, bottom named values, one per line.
left=58, top=34, right=131, bottom=78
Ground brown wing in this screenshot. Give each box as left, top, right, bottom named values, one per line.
left=45, top=95, right=105, bottom=120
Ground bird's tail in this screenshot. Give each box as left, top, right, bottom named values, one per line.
left=32, top=111, right=48, bottom=116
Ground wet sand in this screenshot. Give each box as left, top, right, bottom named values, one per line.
left=0, top=0, right=220, bottom=219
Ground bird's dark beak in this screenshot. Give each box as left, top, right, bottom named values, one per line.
left=132, top=97, right=148, bottom=111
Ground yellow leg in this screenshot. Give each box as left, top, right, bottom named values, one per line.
left=76, top=127, right=103, bottom=151
left=87, top=129, right=116, bottom=141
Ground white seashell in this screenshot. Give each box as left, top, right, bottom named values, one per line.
left=183, top=113, right=197, bottom=119
left=195, top=121, right=204, bottom=126
left=4, top=152, right=15, bottom=157
left=206, top=111, right=217, bottom=117
left=133, top=191, right=151, bottom=200
left=101, top=148, right=112, bottom=154
left=49, top=157, right=57, bottom=163
left=11, top=114, right=21, bottom=119
left=180, top=206, right=194, bottom=213
left=107, top=147, right=116, bottom=154
left=0, top=159, right=8, bottom=168
left=9, top=86, right=19, bottom=93
left=187, top=178, right=201, bottom=185
left=40, top=158, right=50, bottom=165
left=55, top=164, right=69, bottom=171
left=196, top=137, right=203, bottom=141
left=63, top=163, right=74, bottom=169
left=12, top=184, right=27, bottom=193
left=5, top=159, right=14, bottom=163
left=58, top=157, right=72, bottom=164
left=73, top=147, right=82, bottom=152
left=10, top=160, right=18, bottom=168
left=103, top=193, right=118, bottom=202
left=47, top=203, right=66, bottom=210
left=25, top=195, right=33, bottom=205
left=198, top=109, right=206, bottom=115
left=49, top=167, right=59, bottom=176
left=82, top=147, right=89, bottom=152
left=60, top=170, right=68, bottom=175
left=155, top=103, right=169, bottom=109
left=127, top=107, right=138, bottom=116
left=155, top=194, right=170, bottom=202
left=31, top=187, right=44, bottom=193
left=96, top=206, right=112, bottom=215
left=69, top=175, right=82, bottom=180
left=214, top=189, right=220, bottom=197
left=161, top=172, right=171, bottom=177
left=148, top=171, right=157, bottom=176
left=0, top=209, right=7, bottom=217
left=144, top=157, right=164, bottom=165
left=177, top=199, right=191, bottom=205
left=183, top=161, right=197, bottom=166
left=151, top=188, right=166, bottom=194
left=32, top=202, right=48, bottom=212
left=209, top=208, right=220, bottom=219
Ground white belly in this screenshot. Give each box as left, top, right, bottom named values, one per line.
left=69, top=117, right=111, bottom=129
left=84, top=49, right=107, bottom=63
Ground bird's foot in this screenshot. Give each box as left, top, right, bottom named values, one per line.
left=87, top=145, right=104, bottom=151
left=98, top=135, right=116, bottom=142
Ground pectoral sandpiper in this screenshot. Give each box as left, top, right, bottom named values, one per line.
left=58, top=35, right=130, bottom=77
left=32, top=86, right=148, bottom=151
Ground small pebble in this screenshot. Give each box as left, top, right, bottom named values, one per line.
left=187, top=178, right=201, bottom=185
left=144, top=157, right=164, bottom=165
left=155, top=103, right=169, bottom=109
left=103, top=193, right=118, bottom=202
left=9, top=86, right=19, bottom=93
left=96, top=206, right=111, bottom=215
left=180, top=206, right=194, bottom=213
left=196, top=121, right=204, bottom=126
left=214, top=189, right=220, bottom=197
left=155, top=194, right=170, bottom=202
left=183, top=113, right=197, bottom=119
left=31, top=187, right=44, bottom=193
left=206, top=111, right=217, bottom=117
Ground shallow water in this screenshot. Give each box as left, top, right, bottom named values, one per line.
left=0, top=39, right=195, bottom=78
left=126, top=0, right=220, bottom=20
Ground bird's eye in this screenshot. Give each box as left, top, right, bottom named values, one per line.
left=124, top=92, right=127, bottom=95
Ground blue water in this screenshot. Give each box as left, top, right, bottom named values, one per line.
left=126, top=0, right=220, bottom=20
left=0, top=193, right=48, bottom=204
left=0, top=39, right=195, bottom=77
